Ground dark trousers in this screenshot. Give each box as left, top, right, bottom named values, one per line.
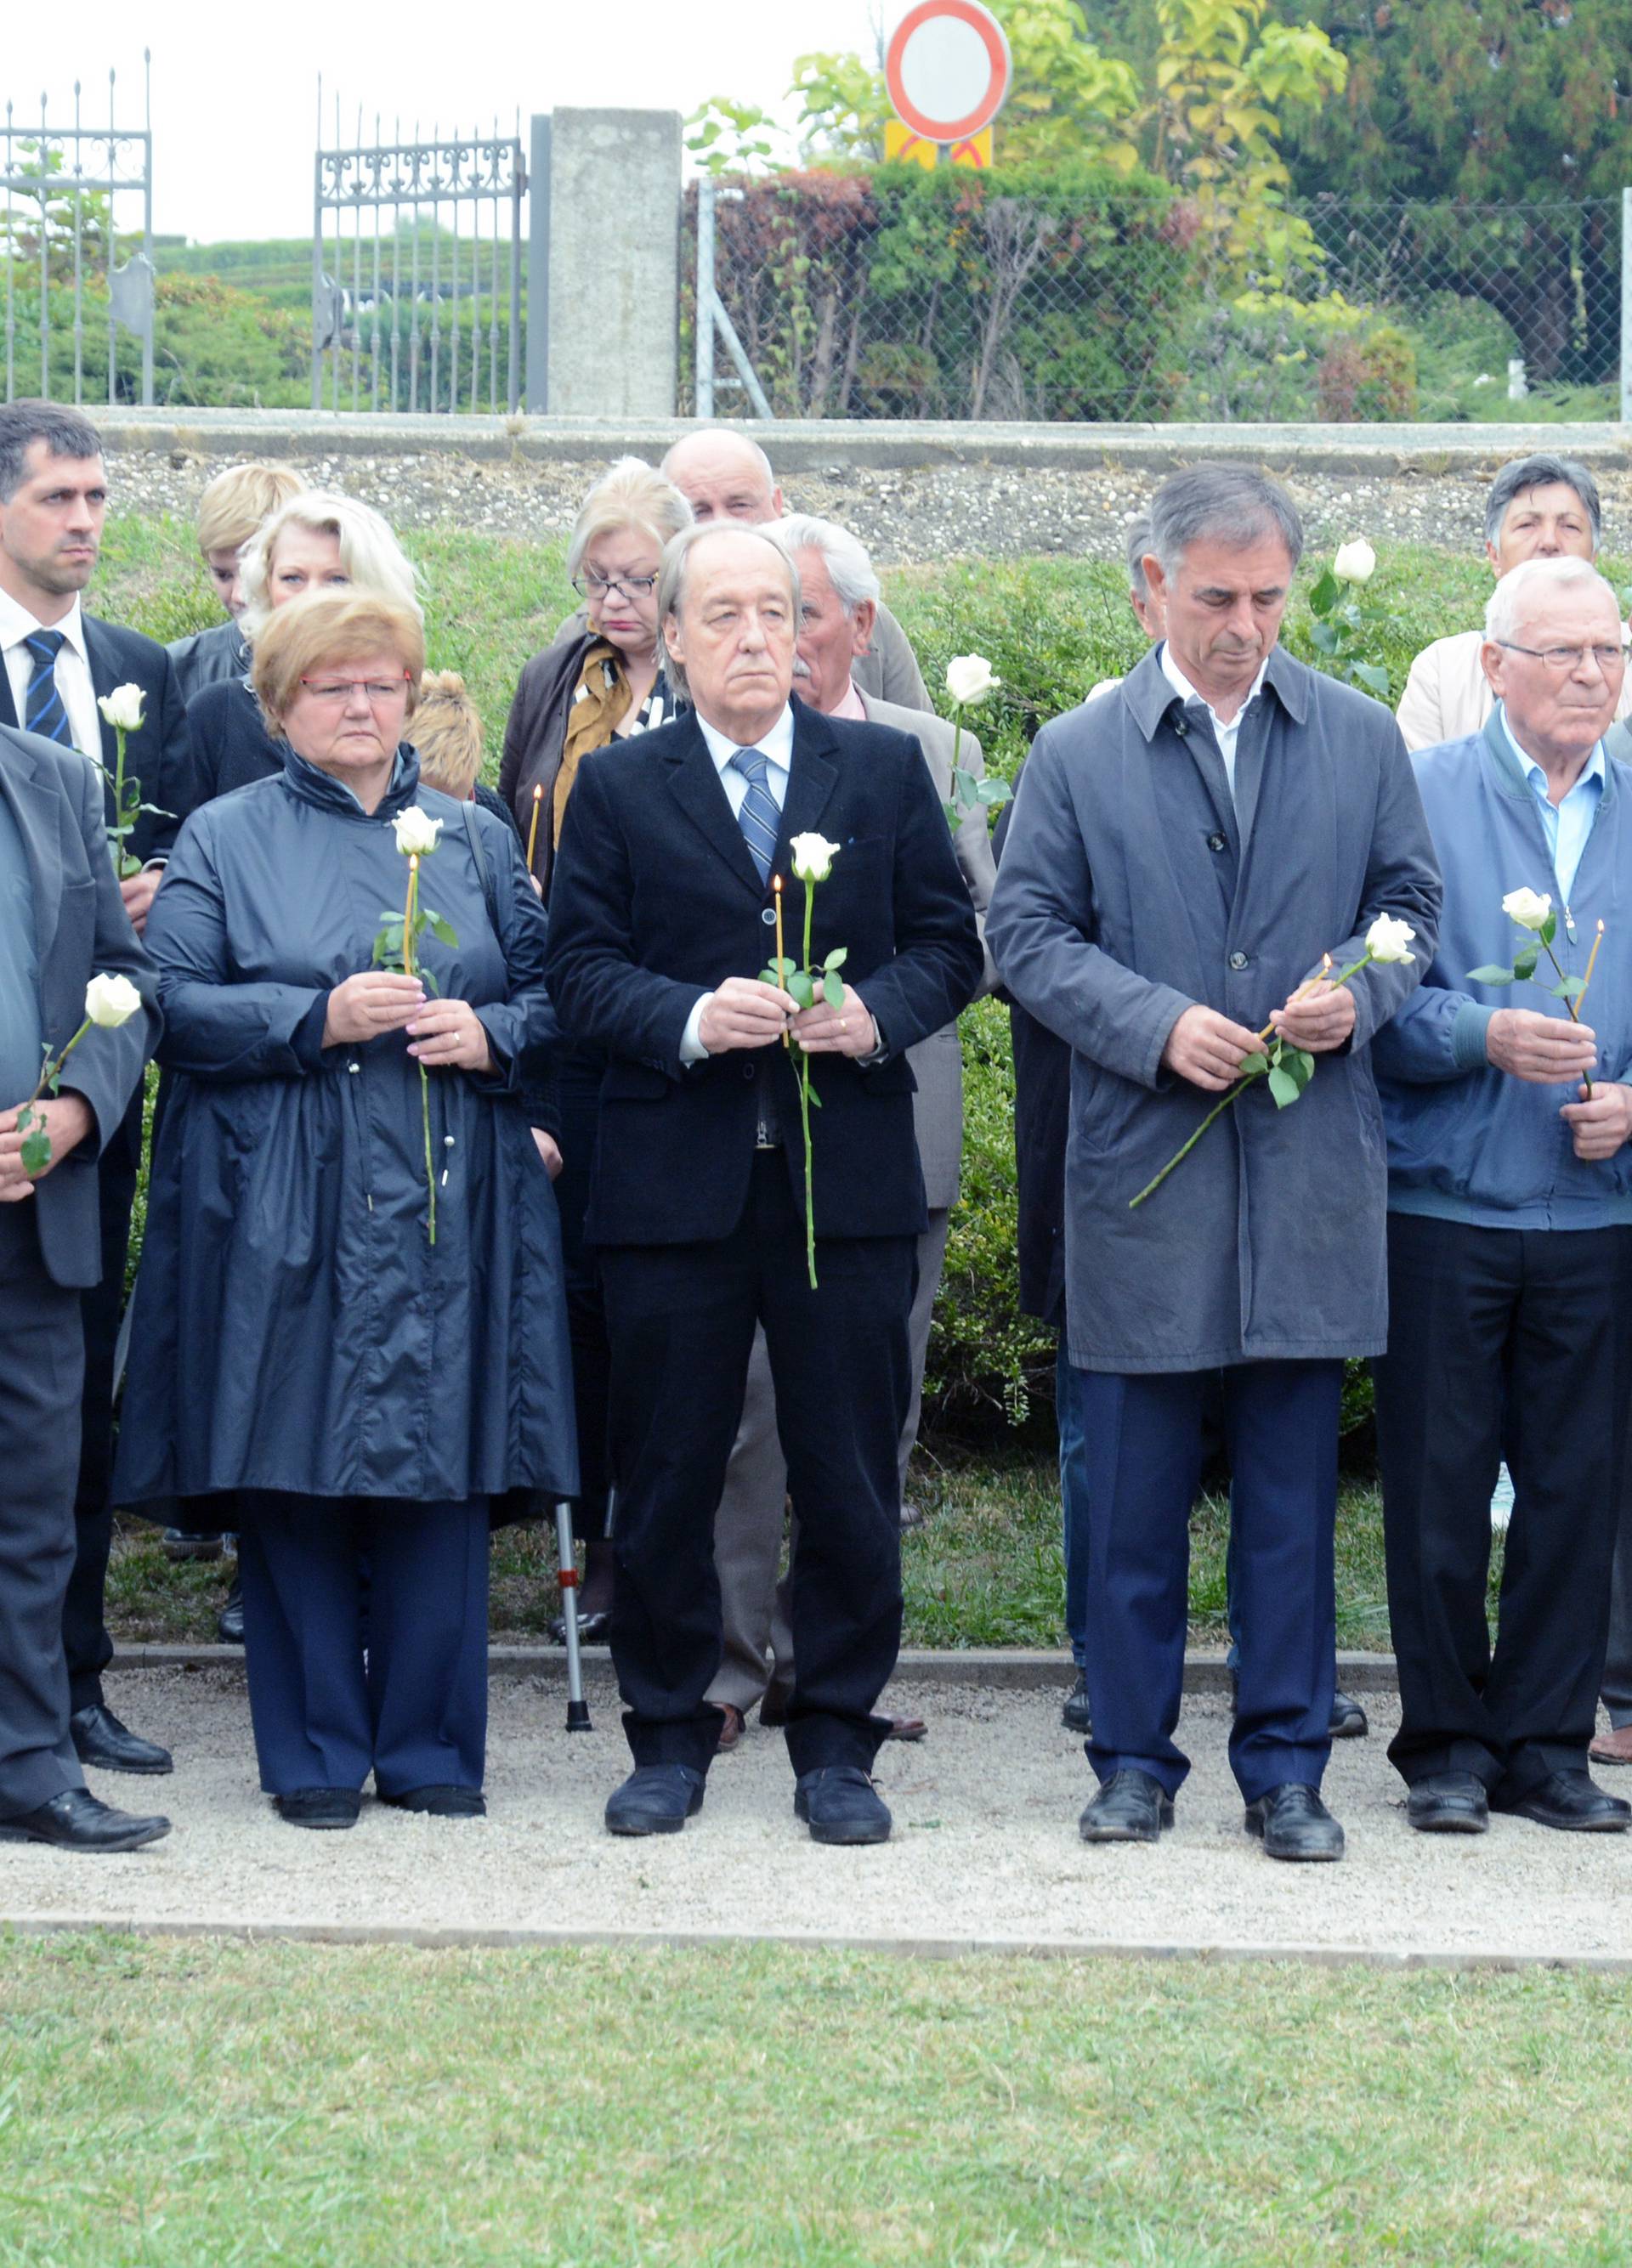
left=1076, top=1360, right=1340, bottom=1802
left=236, top=1493, right=489, bottom=1796
left=554, top=1048, right=613, bottom=1541
left=1374, top=1212, right=1632, bottom=1793
left=64, top=1139, right=137, bottom=1710
left=599, top=1151, right=914, bottom=1778
left=0, top=1207, right=87, bottom=1817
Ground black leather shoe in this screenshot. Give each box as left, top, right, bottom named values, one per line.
left=216, top=1573, right=245, bottom=1646
left=1061, top=1673, right=1092, bottom=1735
left=162, top=1526, right=224, bottom=1562
left=795, top=1765, right=892, bottom=1846
left=1329, top=1688, right=1368, bottom=1739
left=1244, top=1783, right=1345, bottom=1861
left=605, top=1763, right=705, bottom=1836
left=1493, top=1770, right=1632, bottom=1833
left=548, top=1609, right=610, bottom=1646
left=1406, top=1772, right=1489, bottom=1834
left=274, top=1788, right=360, bottom=1830
left=70, top=1704, right=173, bottom=1777
left=379, top=1784, right=485, bottom=1818
left=0, top=1787, right=171, bottom=1852
left=1079, top=1769, right=1172, bottom=1843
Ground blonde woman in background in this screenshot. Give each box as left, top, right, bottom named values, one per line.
left=167, top=462, right=309, bottom=704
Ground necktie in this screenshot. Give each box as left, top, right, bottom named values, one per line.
left=728, top=746, right=780, bottom=886
left=23, top=630, right=73, bottom=745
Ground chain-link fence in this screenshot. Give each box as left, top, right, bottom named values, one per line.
left=683, top=177, right=1627, bottom=425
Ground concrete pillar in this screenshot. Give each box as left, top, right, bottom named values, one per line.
left=544, top=109, right=682, bottom=416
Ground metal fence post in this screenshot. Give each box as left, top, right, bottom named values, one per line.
left=695, top=173, right=715, bottom=419
left=1622, top=187, right=1631, bottom=424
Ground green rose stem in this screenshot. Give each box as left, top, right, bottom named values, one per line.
left=108, top=721, right=139, bottom=879
left=1544, top=920, right=1601, bottom=1097
left=14, top=1017, right=94, bottom=1176
left=798, top=875, right=819, bottom=1289
left=404, top=851, right=436, bottom=1247
left=1129, top=947, right=1377, bottom=1210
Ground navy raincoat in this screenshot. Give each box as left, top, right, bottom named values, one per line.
left=114, top=745, right=577, bottom=1507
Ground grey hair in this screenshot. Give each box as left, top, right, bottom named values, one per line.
left=1125, top=512, right=1153, bottom=599
left=660, top=427, right=777, bottom=502
left=566, top=455, right=694, bottom=581
left=240, top=489, right=421, bottom=646
left=1147, top=465, right=1304, bottom=579
left=657, top=521, right=801, bottom=702
left=0, top=399, right=103, bottom=497
left=1485, top=453, right=1601, bottom=555
left=766, top=513, right=880, bottom=616
left=1484, top=554, right=1620, bottom=646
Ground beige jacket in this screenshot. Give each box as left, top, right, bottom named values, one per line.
left=1397, top=628, right=1632, bottom=753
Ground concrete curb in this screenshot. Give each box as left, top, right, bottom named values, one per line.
left=110, top=1643, right=1402, bottom=1691
left=0, top=1911, right=1617, bottom=1972
left=82, top=407, right=1632, bottom=478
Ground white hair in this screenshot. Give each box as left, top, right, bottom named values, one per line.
left=1485, top=555, right=1620, bottom=647
left=660, top=428, right=777, bottom=500
left=240, top=490, right=420, bottom=646
left=766, top=514, right=880, bottom=617
left=656, top=521, right=800, bottom=702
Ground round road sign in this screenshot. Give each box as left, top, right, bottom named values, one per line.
left=885, top=0, right=1012, bottom=146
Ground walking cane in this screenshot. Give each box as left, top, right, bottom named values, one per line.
left=553, top=1500, right=592, bottom=1732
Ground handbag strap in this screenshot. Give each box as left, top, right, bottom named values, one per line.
left=461, top=800, right=502, bottom=937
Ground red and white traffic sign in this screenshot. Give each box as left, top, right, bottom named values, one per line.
left=885, top=0, right=1012, bottom=146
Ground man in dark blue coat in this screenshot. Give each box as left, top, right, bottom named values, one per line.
left=0, top=720, right=167, bottom=1850
left=0, top=399, right=193, bottom=1779
left=990, top=466, right=1441, bottom=1862
left=546, top=522, right=983, bottom=1845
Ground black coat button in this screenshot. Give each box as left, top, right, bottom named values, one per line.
left=1228, top=950, right=1250, bottom=971
left=742, top=1062, right=756, bottom=1080
left=1208, top=833, right=1227, bottom=853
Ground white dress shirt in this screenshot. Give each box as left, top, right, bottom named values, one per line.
left=1159, top=641, right=1269, bottom=797
left=0, top=586, right=102, bottom=759
left=678, top=705, right=795, bottom=1063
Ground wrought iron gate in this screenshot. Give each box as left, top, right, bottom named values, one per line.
left=2, top=54, right=155, bottom=406
left=313, top=97, right=525, bottom=415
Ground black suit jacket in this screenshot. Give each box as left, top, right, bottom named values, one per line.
left=545, top=698, right=984, bottom=1248
left=0, top=612, right=194, bottom=866
left=0, top=724, right=160, bottom=1288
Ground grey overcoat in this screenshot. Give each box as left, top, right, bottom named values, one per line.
left=987, top=645, right=1442, bottom=1374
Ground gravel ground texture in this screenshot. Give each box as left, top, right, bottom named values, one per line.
left=99, top=438, right=1632, bottom=568
left=5, top=1669, right=1628, bottom=1965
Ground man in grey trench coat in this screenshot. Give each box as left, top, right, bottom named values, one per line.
left=988, top=466, right=1441, bottom=1861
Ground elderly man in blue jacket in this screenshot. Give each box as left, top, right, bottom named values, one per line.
left=989, top=464, right=1441, bottom=1862
left=1372, top=552, right=1632, bottom=1837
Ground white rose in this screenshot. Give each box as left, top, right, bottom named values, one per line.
left=96, top=683, right=146, bottom=732
left=1332, top=540, right=1376, bottom=586
left=1500, top=887, right=1552, bottom=932
left=1364, top=913, right=1417, bottom=965
left=391, top=806, right=444, bottom=857
left=84, top=972, right=143, bottom=1028
left=945, top=654, right=1000, bottom=707
left=789, top=832, right=842, bottom=884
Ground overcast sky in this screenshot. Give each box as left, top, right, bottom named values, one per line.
left=5, top=0, right=887, bottom=244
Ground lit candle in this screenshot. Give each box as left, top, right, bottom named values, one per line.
left=525, top=782, right=544, bottom=874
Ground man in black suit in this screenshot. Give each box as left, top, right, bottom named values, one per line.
left=546, top=522, right=983, bottom=1844
left=0, top=399, right=192, bottom=1779
left=0, top=720, right=168, bottom=1850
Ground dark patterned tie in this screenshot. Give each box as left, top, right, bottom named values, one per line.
left=23, top=629, right=73, bottom=745
left=729, top=746, right=780, bottom=885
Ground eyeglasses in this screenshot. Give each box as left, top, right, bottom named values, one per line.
left=1495, top=640, right=1628, bottom=673
left=572, top=569, right=658, bottom=602
left=298, top=676, right=411, bottom=704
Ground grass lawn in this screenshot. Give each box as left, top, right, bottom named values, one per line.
left=0, top=1935, right=1626, bottom=2265
left=105, top=1458, right=1490, bottom=1654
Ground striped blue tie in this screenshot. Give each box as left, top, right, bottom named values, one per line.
left=729, top=746, right=780, bottom=886
left=23, top=630, right=73, bottom=745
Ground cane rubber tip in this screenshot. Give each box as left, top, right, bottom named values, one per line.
left=565, top=1703, right=592, bottom=1733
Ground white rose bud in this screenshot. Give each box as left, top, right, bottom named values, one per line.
left=1364, top=913, right=1417, bottom=965
left=945, top=654, right=1000, bottom=706
left=84, top=971, right=143, bottom=1028
left=96, top=683, right=146, bottom=732
left=391, top=806, right=444, bottom=857
left=1500, top=887, right=1552, bottom=932
left=1333, top=540, right=1376, bottom=586
left=789, top=832, right=842, bottom=884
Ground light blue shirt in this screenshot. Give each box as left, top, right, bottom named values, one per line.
left=1499, top=702, right=1606, bottom=909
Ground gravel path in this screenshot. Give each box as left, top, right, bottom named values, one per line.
left=5, top=1669, right=1628, bottom=1966
left=105, top=440, right=1632, bottom=568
